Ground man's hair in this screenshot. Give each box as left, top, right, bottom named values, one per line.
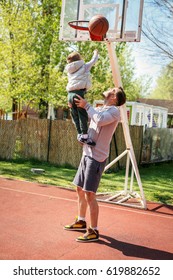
left=67, top=52, right=82, bottom=63
left=103, top=87, right=126, bottom=106
left=115, top=87, right=126, bottom=106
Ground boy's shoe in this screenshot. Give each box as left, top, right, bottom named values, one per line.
left=77, top=134, right=84, bottom=146
left=77, top=134, right=82, bottom=141
left=64, top=217, right=87, bottom=231
left=85, top=138, right=96, bottom=147
left=78, top=136, right=96, bottom=147
left=76, top=227, right=99, bottom=242
left=77, top=135, right=85, bottom=145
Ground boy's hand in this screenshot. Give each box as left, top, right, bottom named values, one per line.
left=74, top=95, right=87, bottom=108
left=94, top=49, right=98, bottom=55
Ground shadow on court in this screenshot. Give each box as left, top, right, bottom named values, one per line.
left=98, top=235, right=173, bottom=260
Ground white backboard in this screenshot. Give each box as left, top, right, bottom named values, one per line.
left=59, top=0, right=144, bottom=42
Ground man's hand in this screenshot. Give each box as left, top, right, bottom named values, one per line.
left=74, top=95, right=87, bottom=108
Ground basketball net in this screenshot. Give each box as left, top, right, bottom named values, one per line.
left=68, top=21, right=104, bottom=41
left=89, top=31, right=103, bottom=41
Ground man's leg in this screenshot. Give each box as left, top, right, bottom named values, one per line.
left=64, top=187, right=100, bottom=240
left=64, top=187, right=87, bottom=231
left=85, top=191, right=98, bottom=229
left=76, top=157, right=107, bottom=242
left=76, top=191, right=99, bottom=242
left=77, top=186, right=87, bottom=219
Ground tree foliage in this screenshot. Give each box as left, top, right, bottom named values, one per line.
left=0, top=0, right=64, bottom=113
left=150, top=62, right=173, bottom=100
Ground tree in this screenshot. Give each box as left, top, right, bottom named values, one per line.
left=0, top=1, right=37, bottom=116
left=0, top=0, right=64, bottom=117
left=0, top=0, right=147, bottom=118
left=150, top=62, right=173, bottom=100
left=142, top=0, right=173, bottom=61
left=138, top=0, right=173, bottom=99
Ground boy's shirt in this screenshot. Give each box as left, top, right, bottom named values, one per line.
left=65, top=52, right=98, bottom=91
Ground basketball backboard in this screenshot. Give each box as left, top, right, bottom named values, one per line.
left=59, top=0, right=144, bottom=42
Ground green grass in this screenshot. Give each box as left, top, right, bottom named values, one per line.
left=0, top=159, right=172, bottom=205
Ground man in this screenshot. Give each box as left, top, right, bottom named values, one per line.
left=64, top=87, right=126, bottom=242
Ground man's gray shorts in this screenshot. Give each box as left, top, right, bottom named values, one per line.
left=73, top=155, right=107, bottom=193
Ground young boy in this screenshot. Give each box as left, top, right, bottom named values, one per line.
left=65, top=49, right=98, bottom=146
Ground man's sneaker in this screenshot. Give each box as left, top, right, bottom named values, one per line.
left=76, top=227, right=99, bottom=242
left=64, top=217, right=87, bottom=231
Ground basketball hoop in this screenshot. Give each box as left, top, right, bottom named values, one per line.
left=68, top=20, right=104, bottom=41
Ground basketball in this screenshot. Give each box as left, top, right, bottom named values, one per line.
left=88, top=15, right=109, bottom=36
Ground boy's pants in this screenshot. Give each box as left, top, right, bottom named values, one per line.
left=68, top=89, right=88, bottom=135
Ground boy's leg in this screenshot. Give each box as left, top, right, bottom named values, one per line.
left=78, top=107, right=88, bottom=135
left=74, top=90, right=88, bottom=135
left=68, top=92, right=81, bottom=135
left=70, top=107, right=81, bottom=135
left=77, top=109, right=96, bottom=146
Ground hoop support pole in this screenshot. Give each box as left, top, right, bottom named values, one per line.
left=102, top=41, right=147, bottom=210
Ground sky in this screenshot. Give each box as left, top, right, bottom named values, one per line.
left=127, top=0, right=171, bottom=90
left=130, top=41, right=162, bottom=88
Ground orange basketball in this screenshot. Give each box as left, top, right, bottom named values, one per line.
left=88, top=15, right=109, bottom=36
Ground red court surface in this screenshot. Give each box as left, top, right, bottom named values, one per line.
left=0, top=177, right=173, bottom=260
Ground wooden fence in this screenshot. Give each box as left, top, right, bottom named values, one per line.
left=0, top=119, right=143, bottom=169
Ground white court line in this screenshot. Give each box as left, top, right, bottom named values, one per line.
left=0, top=186, right=173, bottom=220
left=0, top=186, right=76, bottom=203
